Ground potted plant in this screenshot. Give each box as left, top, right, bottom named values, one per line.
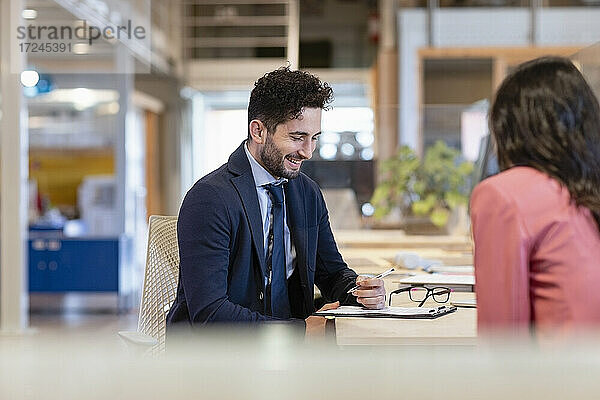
left=370, top=141, right=474, bottom=234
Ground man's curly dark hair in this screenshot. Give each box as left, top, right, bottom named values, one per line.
left=247, top=66, right=334, bottom=136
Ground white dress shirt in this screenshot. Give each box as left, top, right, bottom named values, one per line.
left=244, top=143, right=296, bottom=279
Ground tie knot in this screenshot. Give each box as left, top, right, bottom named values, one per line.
left=265, top=183, right=284, bottom=205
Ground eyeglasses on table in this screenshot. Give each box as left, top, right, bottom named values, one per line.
left=388, top=285, right=451, bottom=307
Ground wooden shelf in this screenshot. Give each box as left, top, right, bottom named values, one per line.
left=182, top=0, right=296, bottom=62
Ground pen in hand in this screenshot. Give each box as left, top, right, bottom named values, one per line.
left=347, top=267, right=396, bottom=294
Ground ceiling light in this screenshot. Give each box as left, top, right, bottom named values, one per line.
left=22, top=9, right=37, bottom=20
left=341, top=143, right=355, bottom=157
left=73, top=43, right=89, bottom=55
left=180, top=87, right=195, bottom=99
left=360, top=148, right=374, bottom=160
left=72, top=88, right=94, bottom=110
left=361, top=203, right=375, bottom=217
left=20, top=70, right=40, bottom=87
left=319, top=144, right=337, bottom=160
left=355, top=131, right=374, bottom=147
left=320, top=131, right=340, bottom=144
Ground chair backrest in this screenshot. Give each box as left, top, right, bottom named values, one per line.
left=137, top=215, right=179, bottom=353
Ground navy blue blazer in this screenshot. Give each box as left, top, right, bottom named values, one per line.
left=166, top=142, right=359, bottom=326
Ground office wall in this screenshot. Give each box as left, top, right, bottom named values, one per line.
left=29, top=149, right=114, bottom=209
left=424, top=61, right=492, bottom=104
left=398, top=7, right=600, bottom=151
left=135, top=74, right=191, bottom=216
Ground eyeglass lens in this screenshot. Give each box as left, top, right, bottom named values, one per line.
left=408, top=286, right=450, bottom=304
left=389, top=286, right=451, bottom=306
left=432, top=287, right=450, bottom=303
left=408, top=287, right=428, bottom=302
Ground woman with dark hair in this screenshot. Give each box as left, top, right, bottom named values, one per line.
left=471, top=56, right=600, bottom=338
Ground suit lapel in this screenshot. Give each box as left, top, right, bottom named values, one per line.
left=228, top=143, right=266, bottom=279
left=231, top=174, right=266, bottom=279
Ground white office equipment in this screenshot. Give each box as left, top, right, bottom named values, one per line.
left=78, top=175, right=119, bottom=236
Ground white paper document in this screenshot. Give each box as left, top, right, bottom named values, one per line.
left=450, top=299, right=477, bottom=308
left=423, top=265, right=474, bottom=274
left=399, top=274, right=475, bottom=286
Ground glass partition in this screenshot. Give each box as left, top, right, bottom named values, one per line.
left=572, top=42, right=600, bottom=101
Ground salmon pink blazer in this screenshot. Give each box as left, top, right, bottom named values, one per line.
left=471, top=166, right=600, bottom=337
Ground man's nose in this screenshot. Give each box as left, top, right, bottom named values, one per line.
left=298, top=139, right=314, bottom=160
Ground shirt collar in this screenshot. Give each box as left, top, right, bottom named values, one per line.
left=244, top=141, right=287, bottom=187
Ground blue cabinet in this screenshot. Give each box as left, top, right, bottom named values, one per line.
left=29, top=237, right=120, bottom=292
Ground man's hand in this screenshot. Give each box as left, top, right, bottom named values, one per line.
left=352, top=276, right=386, bottom=309
left=305, top=301, right=339, bottom=338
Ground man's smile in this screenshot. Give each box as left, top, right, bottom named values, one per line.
left=285, top=155, right=303, bottom=168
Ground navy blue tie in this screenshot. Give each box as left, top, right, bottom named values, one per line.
left=264, top=183, right=291, bottom=318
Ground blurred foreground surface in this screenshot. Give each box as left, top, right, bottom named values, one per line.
left=2, top=323, right=600, bottom=400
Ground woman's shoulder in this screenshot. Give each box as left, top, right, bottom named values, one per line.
left=471, top=166, right=576, bottom=234
left=474, top=166, right=560, bottom=202
left=478, top=166, right=548, bottom=187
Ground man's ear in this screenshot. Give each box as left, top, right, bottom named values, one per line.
left=249, top=120, right=266, bottom=144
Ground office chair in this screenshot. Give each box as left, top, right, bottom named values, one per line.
left=118, top=215, right=179, bottom=355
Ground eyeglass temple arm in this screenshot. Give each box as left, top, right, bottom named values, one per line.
left=390, top=287, right=412, bottom=296
left=421, top=287, right=451, bottom=306
left=388, top=286, right=412, bottom=306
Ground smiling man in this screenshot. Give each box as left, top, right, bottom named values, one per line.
left=166, top=67, right=385, bottom=334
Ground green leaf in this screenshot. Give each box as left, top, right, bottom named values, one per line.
left=373, top=206, right=390, bottom=220
left=413, top=180, right=426, bottom=196
left=444, top=191, right=466, bottom=209
left=370, top=184, right=391, bottom=206
left=458, top=161, right=474, bottom=176
left=412, top=200, right=432, bottom=216
left=430, top=207, right=450, bottom=227
left=424, top=193, right=437, bottom=207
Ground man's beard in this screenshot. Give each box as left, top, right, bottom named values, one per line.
left=259, top=134, right=301, bottom=179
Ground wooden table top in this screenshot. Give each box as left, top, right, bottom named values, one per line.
left=322, top=230, right=477, bottom=345
left=333, top=292, right=477, bottom=346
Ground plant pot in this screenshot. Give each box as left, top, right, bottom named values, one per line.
left=401, top=205, right=469, bottom=236
left=401, top=215, right=446, bottom=235
left=368, top=207, right=404, bottom=229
